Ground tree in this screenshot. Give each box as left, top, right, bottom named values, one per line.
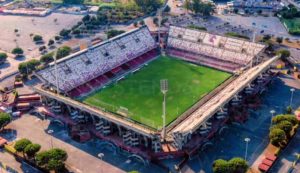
left=54, top=36, right=61, bottom=41
left=82, top=14, right=91, bottom=23
left=72, top=29, right=81, bottom=37
left=184, top=0, right=192, bottom=11
left=106, top=30, right=125, bottom=39
left=276, top=49, right=290, bottom=59
left=213, top=159, right=233, bottom=173
left=56, top=46, right=71, bottom=59
left=14, top=138, right=32, bottom=155
left=18, top=59, right=41, bottom=75
left=39, top=46, right=46, bottom=52
left=47, top=159, right=65, bottom=172
left=276, top=37, right=283, bottom=44
left=200, top=3, right=214, bottom=16
left=24, top=143, right=41, bottom=158
left=274, top=120, right=293, bottom=136
left=192, top=0, right=201, bottom=14
left=272, top=114, right=298, bottom=126
left=0, top=112, right=11, bottom=130
left=12, top=47, right=24, bottom=56
left=134, top=0, right=162, bottom=14
left=228, top=157, right=248, bottom=173
left=0, top=53, right=7, bottom=64
left=36, top=148, right=68, bottom=172
left=33, top=35, right=43, bottom=42
left=48, top=39, right=55, bottom=46
left=262, top=34, right=271, bottom=41
left=40, top=52, right=54, bottom=64
left=48, top=148, right=68, bottom=161
left=192, top=0, right=214, bottom=16
left=59, top=29, right=71, bottom=38
left=213, top=157, right=248, bottom=173
left=269, top=128, right=286, bottom=146
left=153, top=17, right=159, bottom=26
left=62, top=0, right=84, bottom=4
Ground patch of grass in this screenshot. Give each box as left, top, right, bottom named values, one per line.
left=225, top=32, right=250, bottom=40
left=281, top=18, right=300, bottom=35
left=81, top=56, right=231, bottom=129
left=4, top=144, right=16, bottom=154
left=188, top=25, right=207, bottom=31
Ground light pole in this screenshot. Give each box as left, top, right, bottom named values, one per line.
left=54, top=50, right=59, bottom=94
left=270, top=110, right=276, bottom=126
left=290, top=88, right=295, bottom=107
left=160, top=79, right=168, bottom=141
left=47, top=129, right=54, bottom=149
left=244, top=137, right=251, bottom=162
left=98, top=153, right=104, bottom=173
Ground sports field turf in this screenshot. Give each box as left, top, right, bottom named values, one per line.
left=282, top=18, right=300, bottom=34
left=81, top=56, right=231, bottom=129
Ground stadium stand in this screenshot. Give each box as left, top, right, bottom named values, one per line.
left=167, top=26, right=265, bottom=72
left=36, top=26, right=157, bottom=95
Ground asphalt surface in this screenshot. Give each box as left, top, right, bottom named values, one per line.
left=164, top=75, right=300, bottom=173
left=270, top=130, right=300, bottom=173
left=1, top=115, right=165, bottom=173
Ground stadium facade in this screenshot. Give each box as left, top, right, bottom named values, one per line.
left=33, top=25, right=279, bottom=161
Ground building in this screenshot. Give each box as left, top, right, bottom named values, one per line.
left=33, top=25, right=278, bottom=162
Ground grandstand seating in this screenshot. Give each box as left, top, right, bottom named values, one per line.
left=66, top=46, right=158, bottom=98
left=37, top=26, right=157, bottom=93
left=167, top=26, right=265, bottom=72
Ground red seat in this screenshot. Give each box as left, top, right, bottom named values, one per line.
left=266, top=154, right=277, bottom=162
left=262, top=158, right=273, bottom=166
left=258, top=163, right=270, bottom=172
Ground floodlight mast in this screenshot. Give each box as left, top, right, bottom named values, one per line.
left=160, top=79, right=168, bottom=141
left=158, top=7, right=162, bottom=49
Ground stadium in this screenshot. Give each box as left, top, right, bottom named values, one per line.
left=33, top=25, right=279, bottom=161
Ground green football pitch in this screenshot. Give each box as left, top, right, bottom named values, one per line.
left=81, top=56, right=231, bottom=129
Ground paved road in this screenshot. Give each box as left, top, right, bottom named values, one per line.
left=0, top=150, right=41, bottom=173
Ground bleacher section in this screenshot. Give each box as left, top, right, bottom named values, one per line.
left=36, top=26, right=157, bottom=94
left=167, top=26, right=265, bottom=72
left=67, top=49, right=158, bottom=97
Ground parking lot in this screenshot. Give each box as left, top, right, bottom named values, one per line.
left=0, top=13, right=82, bottom=58
left=178, top=75, right=300, bottom=173
left=270, top=131, right=300, bottom=173
left=216, top=15, right=296, bottom=39
left=0, top=114, right=165, bottom=173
